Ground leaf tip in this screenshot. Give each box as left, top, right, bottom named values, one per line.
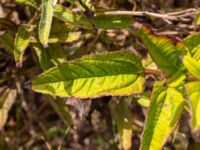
left=24, top=80, right=32, bottom=90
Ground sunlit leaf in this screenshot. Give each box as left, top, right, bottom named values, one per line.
left=136, top=95, right=150, bottom=107
left=183, top=55, right=200, bottom=79
left=140, top=81, right=184, bottom=150
left=39, top=0, right=55, bottom=46
left=135, top=25, right=183, bottom=76
left=0, top=88, right=17, bottom=130
left=33, top=43, right=66, bottom=70
left=28, top=51, right=144, bottom=98
left=14, top=24, right=33, bottom=67
left=185, top=82, right=200, bottom=132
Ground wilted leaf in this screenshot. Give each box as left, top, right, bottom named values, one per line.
left=0, top=32, right=14, bottom=53
left=28, top=51, right=144, bottom=98
left=185, top=82, right=200, bottom=132
left=39, top=0, right=55, bottom=46
left=140, top=81, right=184, bottom=150
left=110, top=98, right=133, bottom=150
left=183, top=55, right=200, bottom=79
left=0, top=89, right=17, bottom=130
left=14, top=24, right=33, bottom=67
left=33, top=43, right=66, bottom=70
left=135, top=25, right=183, bottom=76
left=16, top=0, right=38, bottom=9
left=93, top=15, right=134, bottom=29
left=54, top=4, right=92, bottom=28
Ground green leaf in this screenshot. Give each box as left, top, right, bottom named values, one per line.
left=16, top=0, right=38, bottom=9
left=14, top=24, right=32, bottom=67
left=0, top=88, right=17, bottom=130
left=110, top=98, right=133, bottom=150
left=93, top=15, right=134, bottom=29
left=33, top=43, right=66, bottom=70
left=185, top=82, right=200, bottom=132
left=29, top=50, right=144, bottom=98
left=140, top=81, right=184, bottom=150
left=39, top=0, right=55, bottom=46
left=135, top=25, right=183, bottom=76
left=0, top=32, right=14, bottom=53
left=53, top=4, right=93, bottom=28
left=183, top=55, right=200, bottom=79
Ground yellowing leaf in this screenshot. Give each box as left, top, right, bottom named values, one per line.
left=183, top=55, right=200, bottom=79
left=0, top=88, right=17, bottom=130
left=185, top=82, right=200, bottom=132
left=28, top=51, right=144, bottom=98
left=135, top=25, right=183, bottom=77
left=39, top=0, right=55, bottom=46
left=14, top=24, right=32, bottom=67
left=140, top=82, right=184, bottom=150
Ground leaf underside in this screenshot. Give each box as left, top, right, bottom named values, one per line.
left=30, top=51, right=144, bottom=98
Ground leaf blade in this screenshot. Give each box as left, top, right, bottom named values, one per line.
left=135, top=25, right=183, bottom=76
left=140, top=82, right=184, bottom=150
left=30, top=51, right=144, bottom=98
left=39, top=0, right=55, bottom=46
left=185, top=82, right=200, bottom=132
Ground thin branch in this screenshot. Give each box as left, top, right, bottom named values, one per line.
left=96, top=8, right=198, bottom=21
left=144, top=69, right=199, bottom=82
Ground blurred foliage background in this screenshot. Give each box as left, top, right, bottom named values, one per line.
left=0, top=0, right=200, bottom=149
